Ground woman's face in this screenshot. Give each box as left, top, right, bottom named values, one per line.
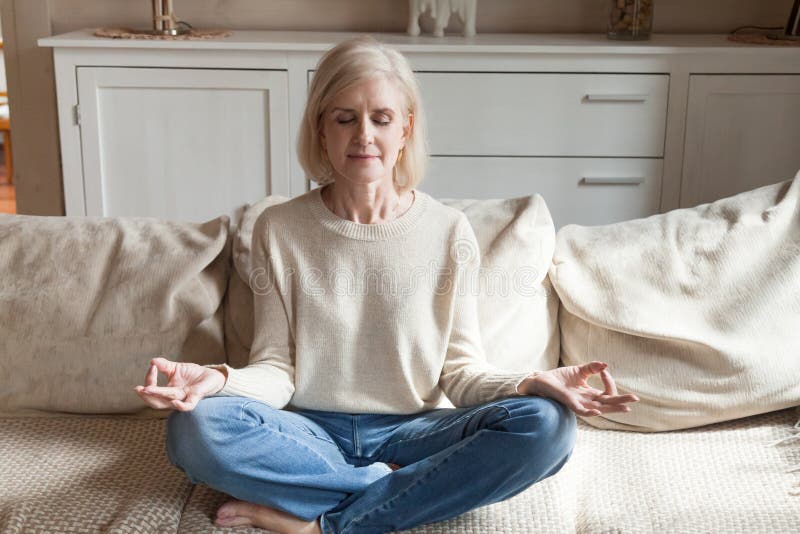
left=320, top=76, right=412, bottom=187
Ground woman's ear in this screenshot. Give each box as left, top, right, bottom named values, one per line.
left=403, top=113, right=414, bottom=142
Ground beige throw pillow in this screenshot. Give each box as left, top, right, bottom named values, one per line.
left=550, top=173, right=800, bottom=431
left=226, top=193, right=560, bottom=397
left=0, top=214, right=230, bottom=415
left=440, top=196, right=559, bottom=376
left=225, top=195, right=290, bottom=369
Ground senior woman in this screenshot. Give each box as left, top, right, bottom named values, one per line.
left=135, top=35, right=639, bottom=534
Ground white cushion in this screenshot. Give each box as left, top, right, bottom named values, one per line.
left=550, top=172, right=800, bottom=431
left=0, top=214, right=230, bottom=415
left=440, top=196, right=559, bottom=376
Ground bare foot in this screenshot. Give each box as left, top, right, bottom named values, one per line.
left=214, top=499, right=322, bottom=533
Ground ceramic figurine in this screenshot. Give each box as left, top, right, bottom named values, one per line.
left=408, top=0, right=477, bottom=37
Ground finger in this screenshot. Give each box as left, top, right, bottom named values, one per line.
left=576, top=402, right=624, bottom=417
left=134, top=387, right=174, bottom=410
left=595, top=393, right=640, bottom=405
left=595, top=403, right=632, bottom=415
left=145, top=363, right=158, bottom=388
left=582, top=386, right=605, bottom=398
left=579, top=361, right=607, bottom=379
left=600, top=369, right=619, bottom=396
left=152, top=357, right=178, bottom=376
left=173, top=392, right=203, bottom=412
left=566, top=393, right=602, bottom=417
left=135, top=386, right=175, bottom=405
left=142, top=385, right=187, bottom=401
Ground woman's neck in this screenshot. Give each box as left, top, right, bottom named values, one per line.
left=321, top=182, right=414, bottom=224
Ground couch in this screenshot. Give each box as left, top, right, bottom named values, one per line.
left=2, top=175, right=799, bottom=533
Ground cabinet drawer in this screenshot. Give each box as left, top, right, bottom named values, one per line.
left=419, top=157, right=663, bottom=228
left=417, top=73, right=668, bottom=158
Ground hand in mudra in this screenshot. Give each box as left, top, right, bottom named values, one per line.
left=526, top=361, right=639, bottom=417
left=134, top=357, right=226, bottom=412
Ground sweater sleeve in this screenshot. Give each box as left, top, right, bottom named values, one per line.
left=438, top=215, right=533, bottom=408
left=205, top=213, right=295, bottom=409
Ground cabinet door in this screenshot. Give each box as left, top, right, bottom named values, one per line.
left=681, top=75, right=800, bottom=208
left=77, top=67, right=289, bottom=222
left=419, top=157, right=662, bottom=228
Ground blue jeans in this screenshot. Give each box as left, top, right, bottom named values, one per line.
left=166, top=395, right=577, bottom=534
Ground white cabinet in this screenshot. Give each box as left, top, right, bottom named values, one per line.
left=76, top=67, right=289, bottom=222
left=681, top=75, right=800, bottom=208
left=39, top=32, right=800, bottom=226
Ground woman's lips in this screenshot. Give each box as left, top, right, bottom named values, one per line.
left=348, top=155, right=378, bottom=162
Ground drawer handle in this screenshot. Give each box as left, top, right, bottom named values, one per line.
left=581, top=177, right=645, bottom=186
left=584, top=94, right=648, bottom=103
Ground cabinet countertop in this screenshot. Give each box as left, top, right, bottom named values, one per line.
left=38, top=29, right=800, bottom=56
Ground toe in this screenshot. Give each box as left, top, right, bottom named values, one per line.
left=217, top=498, right=246, bottom=518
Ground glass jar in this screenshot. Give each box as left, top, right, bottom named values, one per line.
left=607, top=0, right=654, bottom=40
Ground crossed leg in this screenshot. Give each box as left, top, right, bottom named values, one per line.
left=165, top=396, right=393, bottom=532
left=166, top=395, right=576, bottom=533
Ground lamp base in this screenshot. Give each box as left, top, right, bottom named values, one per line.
left=127, top=27, right=191, bottom=36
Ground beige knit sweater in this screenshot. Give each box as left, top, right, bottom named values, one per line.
left=211, top=188, right=532, bottom=414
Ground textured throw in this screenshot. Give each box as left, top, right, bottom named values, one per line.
left=0, top=417, right=192, bottom=533
left=550, top=173, right=800, bottom=431
left=6, top=408, right=795, bottom=533
left=0, top=214, right=230, bottom=415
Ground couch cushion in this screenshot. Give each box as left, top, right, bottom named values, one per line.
left=550, top=173, right=800, bottom=431
left=440, top=195, right=559, bottom=377
left=226, top=193, right=560, bottom=386
left=0, top=214, right=230, bottom=415
left=226, top=195, right=289, bottom=369
left=176, top=407, right=800, bottom=533
left=0, top=416, right=192, bottom=532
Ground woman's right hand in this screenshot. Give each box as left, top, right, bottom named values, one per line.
left=134, top=357, right=227, bottom=412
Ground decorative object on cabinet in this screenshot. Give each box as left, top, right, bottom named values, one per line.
left=784, top=0, right=800, bottom=38
left=94, top=27, right=231, bottom=41
left=94, top=0, right=231, bottom=40
left=408, top=0, right=477, bottom=37
left=726, top=32, right=800, bottom=46
left=146, top=0, right=188, bottom=36
left=607, top=0, right=654, bottom=40
left=726, top=0, right=800, bottom=45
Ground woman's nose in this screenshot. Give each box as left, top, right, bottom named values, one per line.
left=356, top=119, right=375, bottom=145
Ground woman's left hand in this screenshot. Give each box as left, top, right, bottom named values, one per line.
left=519, top=361, right=639, bottom=417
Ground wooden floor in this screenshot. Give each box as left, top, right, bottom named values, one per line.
left=0, top=161, right=15, bottom=214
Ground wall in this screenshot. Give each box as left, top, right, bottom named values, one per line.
left=3, top=0, right=796, bottom=215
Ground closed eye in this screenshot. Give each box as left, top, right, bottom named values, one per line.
left=336, top=118, right=391, bottom=126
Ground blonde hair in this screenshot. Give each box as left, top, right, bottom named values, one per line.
left=297, top=35, right=428, bottom=193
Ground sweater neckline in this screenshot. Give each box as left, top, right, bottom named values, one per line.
left=309, top=186, right=428, bottom=241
